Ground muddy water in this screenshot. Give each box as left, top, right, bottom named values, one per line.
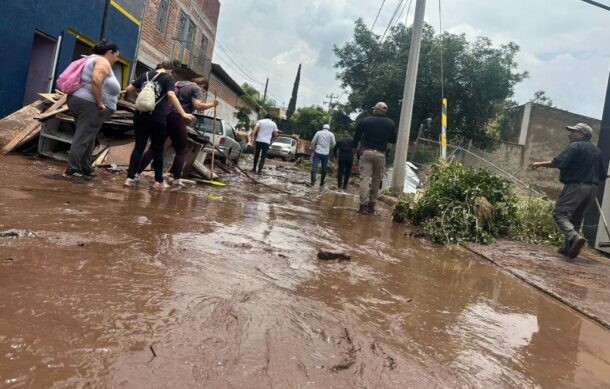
left=1, top=156, right=609, bottom=388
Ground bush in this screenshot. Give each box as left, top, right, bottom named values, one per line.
left=399, top=162, right=517, bottom=244
left=509, top=197, right=563, bottom=245
left=393, top=162, right=563, bottom=246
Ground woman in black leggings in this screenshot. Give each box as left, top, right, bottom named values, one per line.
left=136, top=77, right=218, bottom=186
left=124, top=62, right=195, bottom=189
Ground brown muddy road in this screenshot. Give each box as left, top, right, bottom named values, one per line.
left=1, top=155, right=609, bottom=388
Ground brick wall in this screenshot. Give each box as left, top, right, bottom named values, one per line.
left=138, top=0, right=218, bottom=76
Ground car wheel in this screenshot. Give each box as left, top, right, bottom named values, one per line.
left=284, top=152, right=292, bottom=162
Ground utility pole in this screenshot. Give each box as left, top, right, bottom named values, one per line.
left=391, top=0, right=426, bottom=193
left=259, top=78, right=269, bottom=119
left=324, top=93, right=339, bottom=125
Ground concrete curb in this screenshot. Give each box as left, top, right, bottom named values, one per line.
left=460, top=242, right=610, bottom=330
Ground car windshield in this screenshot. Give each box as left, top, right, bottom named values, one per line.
left=192, top=116, right=223, bottom=135
left=274, top=138, right=293, bottom=145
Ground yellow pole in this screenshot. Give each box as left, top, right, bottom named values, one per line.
left=441, top=98, right=447, bottom=160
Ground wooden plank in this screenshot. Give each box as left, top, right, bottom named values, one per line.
left=35, top=105, right=68, bottom=121
left=37, top=93, right=60, bottom=102
left=92, top=147, right=110, bottom=167
left=1, top=121, right=42, bottom=154
left=1, top=94, right=67, bottom=154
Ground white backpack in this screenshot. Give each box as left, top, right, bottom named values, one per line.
left=135, top=72, right=164, bottom=112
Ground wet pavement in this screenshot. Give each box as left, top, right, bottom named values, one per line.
left=1, top=155, right=610, bottom=388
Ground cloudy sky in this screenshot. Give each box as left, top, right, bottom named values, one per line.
left=214, top=0, right=610, bottom=119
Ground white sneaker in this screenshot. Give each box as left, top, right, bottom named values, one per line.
left=134, top=173, right=141, bottom=181
left=172, top=178, right=185, bottom=188
left=124, top=178, right=137, bottom=187
left=153, top=181, right=170, bottom=190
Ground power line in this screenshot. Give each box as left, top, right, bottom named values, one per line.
left=380, top=0, right=405, bottom=43
left=371, top=0, right=387, bottom=30
left=214, top=41, right=260, bottom=83
left=579, top=0, right=610, bottom=11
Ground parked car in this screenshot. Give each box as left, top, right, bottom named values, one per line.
left=268, top=136, right=297, bottom=161
left=190, top=114, right=241, bottom=163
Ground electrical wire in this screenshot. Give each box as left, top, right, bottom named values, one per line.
left=379, top=0, right=405, bottom=43
left=371, top=0, right=387, bottom=30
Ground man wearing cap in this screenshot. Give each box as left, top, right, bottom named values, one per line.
left=353, top=102, right=397, bottom=214
left=310, top=124, right=336, bottom=186
left=530, top=123, right=606, bottom=258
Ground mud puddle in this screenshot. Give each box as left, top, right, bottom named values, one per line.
left=0, top=156, right=609, bottom=388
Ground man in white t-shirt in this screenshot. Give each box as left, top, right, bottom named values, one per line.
left=251, top=114, right=278, bottom=174
left=309, top=124, right=336, bottom=186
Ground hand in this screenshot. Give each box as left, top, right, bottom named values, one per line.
left=213, top=99, right=220, bottom=107
left=529, top=162, right=540, bottom=170
left=98, top=103, right=106, bottom=112
left=182, top=113, right=196, bottom=122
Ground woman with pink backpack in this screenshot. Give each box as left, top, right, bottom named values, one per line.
left=62, top=41, right=121, bottom=181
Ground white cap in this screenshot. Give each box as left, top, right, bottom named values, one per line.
left=323, top=124, right=330, bottom=130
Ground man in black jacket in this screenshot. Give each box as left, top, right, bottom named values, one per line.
left=353, top=102, right=397, bottom=214
left=530, top=123, right=607, bottom=258
left=333, top=132, right=354, bottom=190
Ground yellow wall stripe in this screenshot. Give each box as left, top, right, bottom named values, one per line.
left=111, top=0, right=141, bottom=26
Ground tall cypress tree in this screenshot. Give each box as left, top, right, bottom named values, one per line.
left=286, top=63, right=301, bottom=119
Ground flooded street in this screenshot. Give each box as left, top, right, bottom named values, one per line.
left=1, top=155, right=610, bottom=388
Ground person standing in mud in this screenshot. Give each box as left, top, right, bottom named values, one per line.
left=333, top=132, right=354, bottom=190
left=64, top=41, right=121, bottom=181
left=529, top=123, right=606, bottom=259
left=310, top=124, right=336, bottom=187
left=135, top=76, right=219, bottom=187
left=251, top=114, right=278, bottom=174
left=353, top=102, right=397, bottom=214
left=124, top=62, right=195, bottom=189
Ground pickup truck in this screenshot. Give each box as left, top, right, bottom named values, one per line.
left=268, top=134, right=311, bottom=161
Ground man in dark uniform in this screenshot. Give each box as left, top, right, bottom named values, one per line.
left=333, top=132, right=354, bottom=190
left=353, top=102, right=397, bottom=214
left=530, top=123, right=606, bottom=258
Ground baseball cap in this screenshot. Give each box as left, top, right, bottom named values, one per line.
left=372, top=102, right=388, bottom=113
left=566, top=123, right=593, bottom=137
left=323, top=124, right=330, bottom=130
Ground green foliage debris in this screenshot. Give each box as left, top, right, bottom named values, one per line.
left=393, top=162, right=561, bottom=246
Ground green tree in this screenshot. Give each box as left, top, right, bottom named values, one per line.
left=288, top=105, right=327, bottom=140
left=334, top=19, right=527, bottom=150
left=286, top=64, right=301, bottom=119
left=530, top=90, right=554, bottom=107
left=329, top=103, right=354, bottom=135
left=235, top=83, right=276, bottom=128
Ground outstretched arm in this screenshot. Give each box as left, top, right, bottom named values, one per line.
left=529, top=161, right=557, bottom=170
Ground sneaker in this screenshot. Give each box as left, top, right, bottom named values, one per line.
left=124, top=178, right=138, bottom=187
left=567, top=235, right=587, bottom=259
left=83, top=169, right=97, bottom=178
left=367, top=201, right=376, bottom=214
left=134, top=173, right=141, bottom=181
left=172, top=178, right=185, bottom=188
left=64, top=169, right=92, bottom=181
left=557, top=246, right=569, bottom=256
left=153, top=181, right=170, bottom=190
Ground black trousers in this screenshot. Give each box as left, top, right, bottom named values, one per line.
left=253, top=141, right=270, bottom=173
left=337, top=156, right=353, bottom=189
left=127, top=117, right=167, bottom=182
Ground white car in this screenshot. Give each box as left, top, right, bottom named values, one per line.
left=268, top=136, right=297, bottom=161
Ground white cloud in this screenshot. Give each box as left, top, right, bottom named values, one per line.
left=214, top=0, right=610, bottom=118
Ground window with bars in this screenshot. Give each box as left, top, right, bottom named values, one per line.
left=156, top=0, right=170, bottom=35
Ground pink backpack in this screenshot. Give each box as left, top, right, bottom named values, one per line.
left=56, top=55, right=92, bottom=94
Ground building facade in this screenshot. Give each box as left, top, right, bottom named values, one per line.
left=208, top=64, right=246, bottom=127
left=136, top=0, right=220, bottom=78
left=0, top=0, right=145, bottom=118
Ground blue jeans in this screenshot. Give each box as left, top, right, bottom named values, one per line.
left=311, top=152, right=329, bottom=185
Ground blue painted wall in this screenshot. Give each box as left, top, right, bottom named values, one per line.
left=0, top=0, right=142, bottom=118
